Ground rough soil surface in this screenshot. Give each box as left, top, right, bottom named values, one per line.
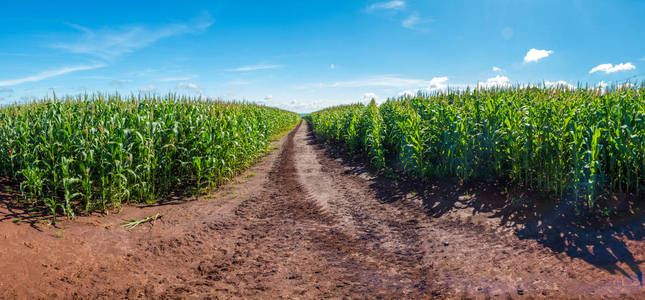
left=1, top=121, right=645, bottom=299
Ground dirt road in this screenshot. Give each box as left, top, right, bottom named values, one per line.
left=1, top=121, right=645, bottom=299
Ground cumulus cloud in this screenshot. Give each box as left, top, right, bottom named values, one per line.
left=492, top=66, right=503, bottom=72
left=589, top=62, right=636, bottom=74
left=264, top=95, right=273, bottom=101
left=477, top=75, right=511, bottom=89
left=427, top=76, right=448, bottom=90
left=361, top=93, right=378, bottom=102
left=524, top=48, right=553, bottom=63
left=545, top=80, right=575, bottom=89
left=397, top=90, right=417, bottom=98
left=367, top=1, right=406, bottom=11
left=176, top=82, right=198, bottom=89
left=0, top=64, right=106, bottom=87
left=53, top=12, right=214, bottom=60
left=394, top=77, right=450, bottom=97
left=230, top=64, right=282, bottom=72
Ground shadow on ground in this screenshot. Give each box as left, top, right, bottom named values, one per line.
left=304, top=124, right=645, bottom=284
left=0, top=177, right=194, bottom=230
left=0, top=178, right=47, bottom=231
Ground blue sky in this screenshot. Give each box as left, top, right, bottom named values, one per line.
left=0, top=0, right=643, bottom=112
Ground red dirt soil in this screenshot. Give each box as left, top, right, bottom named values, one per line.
left=1, top=121, right=645, bottom=299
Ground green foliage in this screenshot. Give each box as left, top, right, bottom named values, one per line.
left=306, top=85, right=645, bottom=207
left=0, top=94, right=299, bottom=217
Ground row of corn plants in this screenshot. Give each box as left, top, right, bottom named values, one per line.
left=0, top=94, right=300, bottom=220
left=305, top=86, right=645, bottom=207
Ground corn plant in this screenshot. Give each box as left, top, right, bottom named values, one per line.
left=306, top=84, right=645, bottom=208
left=0, top=94, right=300, bottom=220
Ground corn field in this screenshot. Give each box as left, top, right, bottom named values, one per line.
left=0, top=94, right=300, bottom=219
left=306, top=86, right=645, bottom=207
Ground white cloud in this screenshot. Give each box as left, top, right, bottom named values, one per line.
left=597, top=81, right=609, bottom=89
left=0, top=88, right=13, bottom=93
left=278, top=99, right=331, bottom=113
left=427, top=76, right=448, bottom=90
left=401, top=13, right=430, bottom=30
left=53, top=12, right=214, bottom=60
left=393, top=77, right=449, bottom=97
left=397, top=90, right=417, bottom=98
left=492, top=66, right=503, bottom=72
left=524, top=48, right=553, bottom=63
left=139, top=85, right=157, bottom=92
left=310, top=75, right=457, bottom=96
left=618, top=82, right=635, bottom=89
left=589, top=62, right=636, bottom=74
left=545, top=80, right=575, bottom=89
left=368, top=1, right=406, bottom=11
left=230, top=64, right=282, bottom=72
left=176, top=82, right=198, bottom=89
left=402, top=14, right=419, bottom=29
left=0, top=64, right=106, bottom=87
left=330, top=64, right=336, bottom=69
left=361, top=93, right=377, bottom=101
left=477, top=75, right=511, bottom=89
left=264, top=95, right=273, bottom=101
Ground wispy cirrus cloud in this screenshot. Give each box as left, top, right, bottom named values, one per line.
left=401, top=12, right=431, bottom=30
left=366, top=1, right=429, bottom=31
left=589, top=62, right=635, bottom=74
left=402, top=13, right=420, bottom=29
left=492, top=66, right=503, bottom=72
left=367, top=1, right=406, bottom=11
left=52, top=12, right=214, bottom=60
left=524, top=48, right=553, bottom=63
left=229, top=64, right=282, bottom=72
left=0, top=64, right=106, bottom=87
